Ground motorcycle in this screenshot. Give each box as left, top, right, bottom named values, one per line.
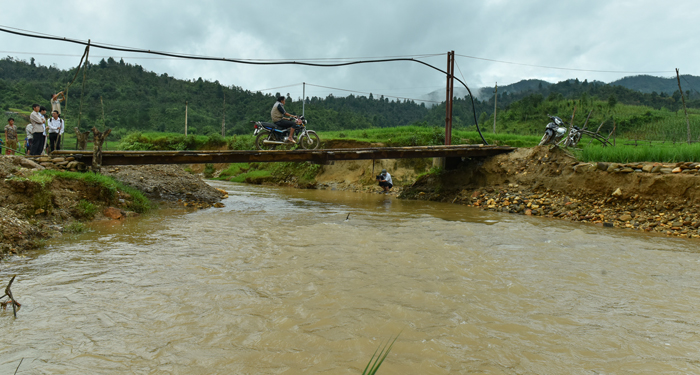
left=560, top=125, right=583, bottom=148
left=252, top=115, right=321, bottom=150
left=538, top=114, right=567, bottom=146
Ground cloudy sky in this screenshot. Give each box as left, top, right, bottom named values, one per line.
left=0, top=0, right=696, bottom=103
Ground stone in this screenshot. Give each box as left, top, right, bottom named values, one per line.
left=51, top=158, right=65, bottom=163
left=659, top=168, right=673, bottom=174
left=103, top=207, right=124, bottom=220
left=597, top=162, right=609, bottom=171
left=672, top=167, right=682, bottom=173
left=606, top=163, right=619, bottom=172
left=642, top=164, right=654, bottom=173
left=619, top=214, right=632, bottom=222
left=611, top=188, right=623, bottom=197
left=619, top=167, right=634, bottom=173
left=214, top=203, right=225, bottom=208
left=651, top=165, right=662, bottom=173
left=19, top=158, right=43, bottom=169
left=65, top=157, right=75, bottom=162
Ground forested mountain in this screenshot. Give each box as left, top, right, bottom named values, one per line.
left=1, top=56, right=699, bottom=140
left=610, top=74, right=700, bottom=95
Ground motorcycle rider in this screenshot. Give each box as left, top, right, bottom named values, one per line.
left=271, top=95, right=300, bottom=143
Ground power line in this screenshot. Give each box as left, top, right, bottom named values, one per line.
left=455, top=53, right=674, bottom=74
left=0, top=24, right=488, bottom=144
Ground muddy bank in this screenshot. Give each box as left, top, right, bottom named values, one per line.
left=102, top=165, right=226, bottom=205
left=0, top=156, right=225, bottom=258
left=400, top=146, right=700, bottom=239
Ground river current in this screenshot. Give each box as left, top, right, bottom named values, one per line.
left=1, top=182, right=700, bottom=374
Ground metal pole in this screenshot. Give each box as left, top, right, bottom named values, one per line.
left=302, top=82, right=306, bottom=117
left=185, top=101, right=188, bottom=136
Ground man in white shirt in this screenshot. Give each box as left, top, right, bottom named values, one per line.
left=29, top=104, right=46, bottom=155
left=376, top=169, right=393, bottom=193
left=47, top=110, right=64, bottom=152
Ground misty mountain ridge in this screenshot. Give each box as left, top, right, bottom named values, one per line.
left=420, top=75, right=700, bottom=106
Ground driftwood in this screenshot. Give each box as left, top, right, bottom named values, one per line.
left=91, top=127, right=112, bottom=173
left=0, top=275, right=21, bottom=318
left=74, top=127, right=90, bottom=150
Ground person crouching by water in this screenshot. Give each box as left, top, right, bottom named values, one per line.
left=271, top=95, right=301, bottom=144
left=47, top=110, right=64, bottom=153
left=376, top=169, right=393, bottom=193
left=29, top=104, right=46, bottom=156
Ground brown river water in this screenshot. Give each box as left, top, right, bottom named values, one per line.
left=2, top=181, right=700, bottom=374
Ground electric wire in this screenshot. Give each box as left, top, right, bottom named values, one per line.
left=0, top=25, right=488, bottom=144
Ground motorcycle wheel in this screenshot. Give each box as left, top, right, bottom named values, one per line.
left=255, top=130, right=277, bottom=150
left=299, top=131, right=321, bottom=150
left=538, top=133, right=551, bottom=146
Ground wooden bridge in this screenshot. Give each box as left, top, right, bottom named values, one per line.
left=52, top=144, right=515, bottom=166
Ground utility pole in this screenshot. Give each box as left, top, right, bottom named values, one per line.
left=302, top=82, right=306, bottom=117
left=493, top=82, right=497, bottom=133
left=676, top=68, right=691, bottom=144
left=221, top=92, right=226, bottom=137
left=444, top=50, right=454, bottom=145
left=185, top=101, right=188, bottom=136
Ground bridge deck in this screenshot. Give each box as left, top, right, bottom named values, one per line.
left=52, top=144, right=514, bottom=166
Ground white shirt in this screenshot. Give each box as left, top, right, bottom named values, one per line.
left=382, top=172, right=393, bottom=185
left=48, top=118, right=64, bottom=134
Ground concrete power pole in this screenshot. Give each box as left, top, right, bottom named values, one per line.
left=221, top=93, right=226, bottom=137
left=676, top=68, right=691, bottom=144
left=493, top=82, right=497, bottom=133
left=185, top=101, right=188, bottom=136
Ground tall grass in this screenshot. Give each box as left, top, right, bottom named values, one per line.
left=576, top=142, right=700, bottom=163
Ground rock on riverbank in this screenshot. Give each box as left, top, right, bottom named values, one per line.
left=401, top=146, right=700, bottom=239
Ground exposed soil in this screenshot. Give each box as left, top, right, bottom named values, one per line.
left=400, top=146, right=700, bottom=239
left=102, top=165, right=225, bottom=204
left=0, top=156, right=225, bottom=258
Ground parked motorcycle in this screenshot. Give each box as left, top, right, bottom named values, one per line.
left=252, top=116, right=321, bottom=150
left=538, top=115, right=567, bottom=146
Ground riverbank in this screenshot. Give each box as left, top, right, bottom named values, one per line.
left=400, top=146, right=700, bottom=239
left=0, top=156, right=225, bottom=258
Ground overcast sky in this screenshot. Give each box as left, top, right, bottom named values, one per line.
left=1, top=0, right=697, bottom=103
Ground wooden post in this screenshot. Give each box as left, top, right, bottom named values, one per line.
left=493, top=82, right=497, bottom=133
left=91, top=127, right=112, bottom=173
left=75, top=127, right=90, bottom=150
left=185, top=101, right=188, bottom=136
left=676, top=68, right=691, bottom=144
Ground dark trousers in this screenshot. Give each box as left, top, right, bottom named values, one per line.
left=49, top=133, right=60, bottom=152
left=31, top=132, right=45, bottom=155
left=274, top=120, right=297, bottom=129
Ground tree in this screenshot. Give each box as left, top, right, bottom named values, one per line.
left=607, top=94, right=617, bottom=110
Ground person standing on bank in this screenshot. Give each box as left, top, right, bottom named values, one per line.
left=270, top=96, right=300, bottom=143
left=47, top=110, right=64, bottom=153
left=51, top=91, right=65, bottom=114
left=4, top=118, right=18, bottom=155
left=376, top=169, right=393, bottom=192
left=29, top=104, right=46, bottom=155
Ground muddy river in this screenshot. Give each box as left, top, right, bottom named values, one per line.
left=2, top=182, right=700, bottom=374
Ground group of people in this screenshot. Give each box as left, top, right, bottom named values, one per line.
left=4, top=92, right=65, bottom=156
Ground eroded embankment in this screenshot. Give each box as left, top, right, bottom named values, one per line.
left=400, top=146, right=700, bottom=239
left=0, top=156, right=226, bottom=257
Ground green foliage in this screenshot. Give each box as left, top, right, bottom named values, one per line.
left=64, top=222, right=88, bottom=234
left=32, top=170, right=153, bottom=213
left=362, top=335, right=399, bottom=375
left=576, top=142, right=700, bottom=163
left=76, top=199, right=98, bottom=220
left=203, top=163, right=215, bottom=178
